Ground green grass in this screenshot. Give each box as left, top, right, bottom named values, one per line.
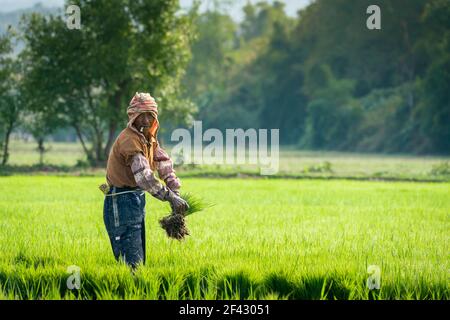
left=0, top=176, right=448, bottom=299
left=8, top=140, right=86, bottom=166
left=4, top=140, right=450, bottom=181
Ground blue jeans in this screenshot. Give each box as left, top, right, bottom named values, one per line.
left=103, top=186, right=146, bottom=269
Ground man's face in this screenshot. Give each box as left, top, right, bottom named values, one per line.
left=134, top=112, right=154, bottom=131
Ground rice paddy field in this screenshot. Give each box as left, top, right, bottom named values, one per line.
left=5, top=140, right=450, bottom=182
left=0, top=175, right=448, bottom=300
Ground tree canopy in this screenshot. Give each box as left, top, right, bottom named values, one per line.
left=181, top=0, right=449, bottom=154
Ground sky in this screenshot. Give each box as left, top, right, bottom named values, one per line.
left=0, top=0, right=63, bottom=12
left=0, top=0, right=311, bottom=19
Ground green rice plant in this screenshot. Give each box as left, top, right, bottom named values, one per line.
left=0, top=176, right=448, bottom=300
left=159, top=192, right=214, bottom=240
left=181, top=192, right=214, bottom=216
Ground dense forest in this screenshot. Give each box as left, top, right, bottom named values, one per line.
left=0, top=0, right=449, bottom=167
left=182, top=0, right=450, bottom=154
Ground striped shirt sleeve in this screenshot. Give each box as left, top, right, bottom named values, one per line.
left=153, top=145, right=181, bottom=193
left=130, top=152, right=165, bottom=196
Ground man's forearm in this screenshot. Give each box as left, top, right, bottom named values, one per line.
left=131, top=153, right=169, bottom=199
left=131, top=152, right=188, bottom=214
left=154, top=147, right=181, bottom=192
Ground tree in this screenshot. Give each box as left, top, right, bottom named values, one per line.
left=412, top=0, right=450, bottom=153
left=240, top=1, right=289, bottom=42
left=23, top=0, right=197, bottom=165
left=0, top=30, right=22, bottom=166
left=300, top=65, right=363, bottom=150
left=182, top=10, right=237, bottom=115
left=23, top=112, right=59, bottom=165
left=21, top=75, right=63, bottom=165
left=181, top=0, right=450, bottom=153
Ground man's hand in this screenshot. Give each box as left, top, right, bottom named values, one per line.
left=165, top=190, right=189, bottom=215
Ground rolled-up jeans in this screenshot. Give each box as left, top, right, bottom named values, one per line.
left=103, top=186, right=146, bottom=269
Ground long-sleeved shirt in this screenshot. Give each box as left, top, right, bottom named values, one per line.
left=106, top=127, right=181, bottom=193
left=131, top=152, right=179, bottom=199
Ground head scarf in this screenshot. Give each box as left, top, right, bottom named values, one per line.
left=127, top=92, right=160, bottom=140
left=126, top=92, right=160, bottom=169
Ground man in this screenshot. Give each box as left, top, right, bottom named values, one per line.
left=103, top=92, right=188, bottom=269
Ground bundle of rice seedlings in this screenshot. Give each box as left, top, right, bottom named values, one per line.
left=159, top=193, right=213, bottom=241
left=159, top=213, right=190, bottom=240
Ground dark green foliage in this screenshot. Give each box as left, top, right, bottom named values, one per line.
left=21, top=0, right=197, bottom=165
left=430, top=162, right=450, bottom=176
left=2, top=0, right=449, bottom=157
left=181, top=0, right=449, bottom=154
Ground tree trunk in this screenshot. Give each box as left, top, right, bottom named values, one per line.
left=1, top=123, right=13, bottom=166
left=72, top=122, right=94, bottom=164
left=37, top=137, right=45, bottom=165
left=94, top=132, right=104, bottom=166
left=104, top=83, right=127, bottom=159
left=104, top=122, right=117, bottom=160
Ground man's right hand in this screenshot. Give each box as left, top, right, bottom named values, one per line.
left=165, top=190, right=189, bottom=215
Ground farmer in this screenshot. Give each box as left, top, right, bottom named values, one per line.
left=103, top=92, right=188, bottom=270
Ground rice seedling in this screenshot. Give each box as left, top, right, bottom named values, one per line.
left=159, top=192, right=214, bottom=240
left=0, top=176, right=448, bottom=299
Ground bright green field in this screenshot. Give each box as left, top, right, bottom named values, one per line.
left=0, top=176, right=448, bottom=299
left=6, top=140, right=450, bottom=182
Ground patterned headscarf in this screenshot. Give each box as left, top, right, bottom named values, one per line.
left=127, top=92, right=160, bottom=139
left=126, top=92, right=161, bottom=170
